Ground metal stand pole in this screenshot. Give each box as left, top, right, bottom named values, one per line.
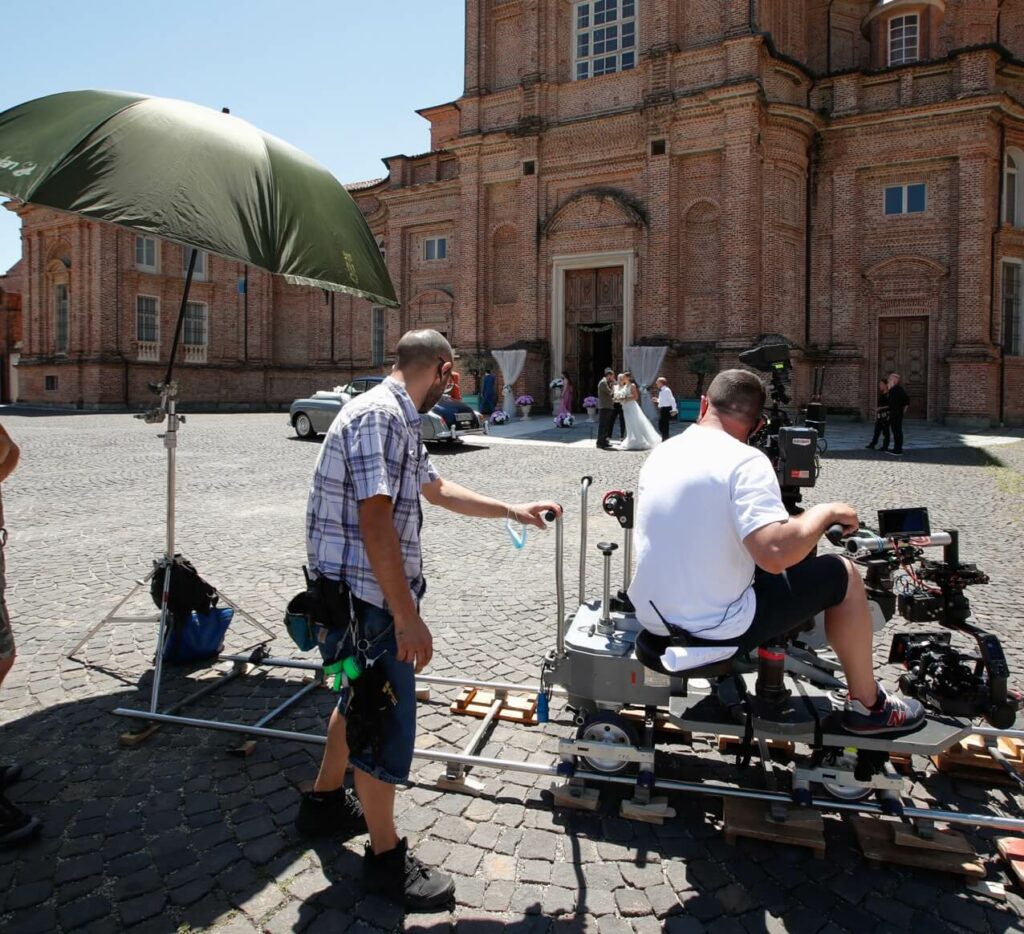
left=579, top=476, right=592, bottom=607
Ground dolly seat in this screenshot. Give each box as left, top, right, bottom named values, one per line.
left=634, top=628, right=739, bottom=680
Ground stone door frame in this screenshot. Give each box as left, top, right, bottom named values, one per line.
left=551, top=250, right=634, bottom=378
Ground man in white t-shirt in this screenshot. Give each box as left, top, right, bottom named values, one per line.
left=628, top=369, right=924, bottom=736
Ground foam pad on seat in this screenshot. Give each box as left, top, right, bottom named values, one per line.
left=634, top=628, right=738, bottom=679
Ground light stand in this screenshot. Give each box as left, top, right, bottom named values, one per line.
left=69, top=249, right=273, bottom=731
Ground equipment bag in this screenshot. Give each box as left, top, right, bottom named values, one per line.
left=162, top=606, right=234, bottom=665
left=150, top=557, right=217, bottom=617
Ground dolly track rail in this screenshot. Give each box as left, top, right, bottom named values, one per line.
left=112, top=705, right=1024, bottom=833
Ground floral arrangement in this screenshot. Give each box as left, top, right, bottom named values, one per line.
left=489, top=410, right=509, bottom=425
left=515, top=395, right=535, bottom=406
left=582, top=396, right=599, bottom=409
left=554, top=413, right=575, bottom=428
left=549, top=377, right=564, bottom=390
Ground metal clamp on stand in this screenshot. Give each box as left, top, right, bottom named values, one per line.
left=597, top=542, right=618, bottom=636
left=602, top=490, right=635, bottom=612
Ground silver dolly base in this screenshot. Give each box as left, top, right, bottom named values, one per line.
left=112, top=652, right=1024, bottom=837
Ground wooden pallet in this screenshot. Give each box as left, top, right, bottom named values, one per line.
left=723, top=797, right=825, bottom=857
left=716, top=736, right=795, bottom=757
left=931, top=734, right=1024, bottom=785
left=852, top=816, right=985, bottom=878
left=618, top=707, right=692, bottom=742
left=451, top=688, right=538, bottom=726
left=997, top=836, right=1024, bottom=888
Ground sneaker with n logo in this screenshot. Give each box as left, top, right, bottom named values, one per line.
left=843, top=683, right=925, bottom=736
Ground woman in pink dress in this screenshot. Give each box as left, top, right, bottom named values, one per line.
left=557, top=371, right=574, bottom=418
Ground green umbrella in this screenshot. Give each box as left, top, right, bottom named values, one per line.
left=0, top=89, right=396, bottom=305
left=0, top=90, right=398, bottom=697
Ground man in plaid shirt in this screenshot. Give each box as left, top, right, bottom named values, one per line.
left=298, top=329, right=559, bottom=910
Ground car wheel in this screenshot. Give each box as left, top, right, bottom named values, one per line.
left=294, top=413, right=317, bottom=439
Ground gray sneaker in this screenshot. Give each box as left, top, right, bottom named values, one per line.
left=843, top=683, right=925, bottom=736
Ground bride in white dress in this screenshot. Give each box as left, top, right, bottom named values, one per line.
left=614, top=372, right=662, bottom=451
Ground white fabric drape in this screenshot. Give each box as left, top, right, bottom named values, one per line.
left=491, top=349, right=527, bottom=415
left=625, top=345, right=668, bottom=420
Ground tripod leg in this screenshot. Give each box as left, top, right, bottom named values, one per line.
left=67, top=580, right=147, bottom=659
left=149, top=561, right=174, bottom=714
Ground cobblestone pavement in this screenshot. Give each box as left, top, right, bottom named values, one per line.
left=1, top=410, right=1024, bottom=933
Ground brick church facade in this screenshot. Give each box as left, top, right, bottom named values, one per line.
left=8, top=0, right=1024, bottom=422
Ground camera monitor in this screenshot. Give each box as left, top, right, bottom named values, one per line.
left=877, top=507, right=931, bottom=539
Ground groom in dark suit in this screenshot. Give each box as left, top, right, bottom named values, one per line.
left=596, top=369, right=616, bottom=449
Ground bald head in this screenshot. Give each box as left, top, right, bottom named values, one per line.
left=395, top=329, right=452, bottom=373
left=706, top=369, right=766, bottom=428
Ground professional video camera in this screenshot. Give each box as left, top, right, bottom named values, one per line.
left=738, top=342, right=820, bottom=513
left=836, top=507, right=1022, bottom=729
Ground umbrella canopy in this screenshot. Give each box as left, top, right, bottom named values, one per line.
left=0, top=89, right=396, bottom=305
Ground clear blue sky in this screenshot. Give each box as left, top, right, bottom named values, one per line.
left=0, top=0, right=466, bottom=275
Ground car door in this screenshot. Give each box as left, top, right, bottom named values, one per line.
left=312, top=395, right=343, bottom=432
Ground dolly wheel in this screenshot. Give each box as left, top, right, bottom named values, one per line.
left=818, top=751, right=872, bottom=802
left=576, top=711, right=640, bottom=774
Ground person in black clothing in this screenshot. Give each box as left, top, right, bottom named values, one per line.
left=865, top=379, right=890, bottom=451
left=886, top=372, right=910, bottom=456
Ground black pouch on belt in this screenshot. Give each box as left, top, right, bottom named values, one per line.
left=314, top=575, right=352, bottom=630
left=346, top=664, right=398, bottom=759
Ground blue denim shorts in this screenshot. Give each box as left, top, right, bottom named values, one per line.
left=315, top=595, right=416, bottom=785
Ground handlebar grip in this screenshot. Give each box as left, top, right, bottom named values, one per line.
left=543, top=509, right=559, bottom=523
left=580, top=476, right=594, bottom=489
left=825, top=524, right=845, bottom=546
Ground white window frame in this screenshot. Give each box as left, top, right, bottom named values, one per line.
left=423, top=236, right=448, bottom=262
left=1003, top=259, right=1024, bottom=357
left=371, top=306, right=386, bottom=366
left=182, top=247, right=207, bottom=281
left=183, top=301, right=208, bottom=347
left=54, top=282, right=69, bottom=355
left=1005, top=150, right=1024, bottom=228
left=883, top=183, right=927, bottom=216
left=136, top=294, right=160, bottom=344
left=573, top=0, right=637, bottom=81
left=135, top=235, right=159, bottom=272
left=888, top=13, right=919, bottom=67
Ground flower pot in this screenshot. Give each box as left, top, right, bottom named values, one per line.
left=519, top=405, right=532, bottom=419
left=586, top=406, right=597, bottom=422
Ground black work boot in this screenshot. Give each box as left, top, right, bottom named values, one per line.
left=364, top=837, right=455, bottom=911
left=295, top=786, right=366, bottom=839
left=0, top=791, right=41, bottom=846
left=0, top=763, right=22, bottom=789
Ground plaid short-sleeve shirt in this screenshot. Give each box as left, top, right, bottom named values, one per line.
left=305, top=377, right=439, bottom=610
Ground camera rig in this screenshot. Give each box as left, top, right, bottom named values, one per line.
left=836, top=511, right=1022, bottom=729
left=738, top=343, right=820, bottom=514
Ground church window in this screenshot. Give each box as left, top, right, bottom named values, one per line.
left=136, top=295, right=159, bottom=344
left=372, top=306, right=386, bottom=365
left=54, top=283, right=69, bottom=354
left=424, top=237, right=448, bottom=261
left=884, top=183, right=926, bottom=215
left=1003, top=262, right=1024, bottom=356
left=888, top=14, right=919, bottom=66
left=1005, top=150, right=1024, bottom=228
left=183, top=302, right=208, bottom=348
left=135, top=235, right=159, bottom=272
left=182, top=247, right=206, bottom=281
left=574, top=0, right=636, bottom=80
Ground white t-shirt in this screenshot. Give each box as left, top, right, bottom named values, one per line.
left=628, top=425, right=790, bottom=641
left=657, top=386, right=675, bottom=408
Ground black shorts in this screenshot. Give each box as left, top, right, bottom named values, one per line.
left=735, top=554, right=850, bottom=651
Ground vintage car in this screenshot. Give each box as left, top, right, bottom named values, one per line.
left=289, top=376, right=487, bottom=442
